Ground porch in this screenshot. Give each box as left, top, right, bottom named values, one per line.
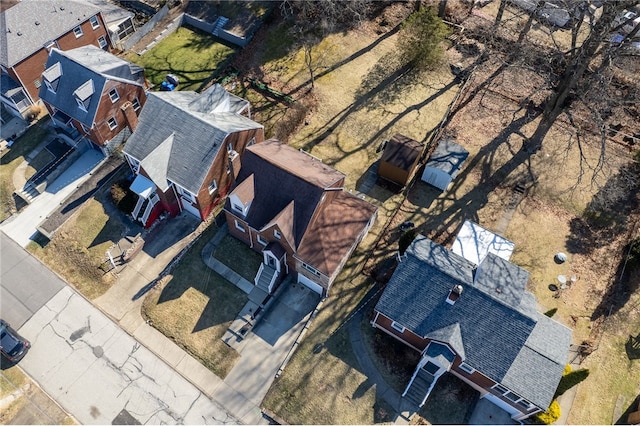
left=129, top=174, right=161, bottom=227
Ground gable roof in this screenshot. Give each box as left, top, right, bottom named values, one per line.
left=375, top=236, right=571, bottom=409
left=230, top=139, right=345, bottom=248
left=124, top=86, right=262, bottom=194
left=452, top=220, right=515, bottom=266
left=425, top=138, right=469, bottom=178
left=0, top=0, right=102, bottom=67
left=39, top=46, right=145, bottom=128
left=381, top=133, right=423, bottom=170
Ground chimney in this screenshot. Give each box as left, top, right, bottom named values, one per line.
left=121, top=101, right=138, bottom=132
left=446, top=284, right=463, bottom=305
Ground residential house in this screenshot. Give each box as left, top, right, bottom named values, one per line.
left=224, top=139, right=378, bottom=297
left=123, top=84, right=264, bottom=227
left=0, top=0, right=111, bottom=118
left=39, top=46, right=149, bottom=154
left=372, top=225, right=572, bottom=421
left=86, top=0, right=136, bottom=49
left=378, top=133, right=424, bottom=187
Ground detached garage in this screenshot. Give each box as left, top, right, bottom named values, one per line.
left=421, top=138, right=469, bottom=191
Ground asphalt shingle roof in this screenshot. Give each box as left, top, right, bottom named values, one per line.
left=0, top=0, right=101, bottom=67
left=375, top=236, right=571, bottom=409
left=381, top=133, right=423, bottom=170
left=39, top=46, right=145, bottom=128
left=124, top=86, right=262, bottom=195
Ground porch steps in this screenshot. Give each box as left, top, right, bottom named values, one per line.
left=212, top=16, right=229, bottom=36
left=404, top=369, right=435, bottom=407
left=256, top=265, right=276, bottom=293
left=15, top=183, right=40, bottom=204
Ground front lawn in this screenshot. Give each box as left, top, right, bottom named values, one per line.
left=124, top=27, right=236, bottom=92
left=0, top=119, right=51, bottom=221
left=142, top=224, right=247, bottom=379
left=213, top=234, right=262, bottom=281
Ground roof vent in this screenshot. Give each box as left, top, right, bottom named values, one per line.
left=17, top=31, right=22, bottom=36
left=446, top=285, right=463, bottom=305
left=35, top=21, right=40, bottom=25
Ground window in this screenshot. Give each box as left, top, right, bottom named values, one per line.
left=227, top=143, right=233, bottom=153
left=127, top=156, right=140, bottom=173
left=90, top=15, right=100, bottom=29
left=302, top=263, right=321, bottom=276
left=107, top=117, right=117, bottom=130
left=76, top=97, right=88, bottom=111
left=73, top=26, right=83, bottom=38
left=234, top=220, right=245, bottom=232
left=34, top=79, right=41, bottom=89
left=226, top=164, right=231, bottom=175
left=81, top=123, right=91, bottom=133
left=98, top=36, right=107, bottom=49
left=458, top=363, right=475, bottom=374
left=177, top=186, right=195, bottom=203
left=274, top=229, right=281, bottom=239
left=390, top=321, right=405, bottom=333
left=248, top=137, right=256, bottom=146
left=504, top=392, right=521, bottom=402
left=493, top=384, right=509, bottom=395
left=257, top=234, right=267, bottom=245
left=232, top=203, right=244, bottom=214
left=208, top=180, right=217, bottom=194
left=132, top=97, right=141, bottom=111
left=108, top=89, right=119, bottom=103
left=516, top=399, right=534, bottom=411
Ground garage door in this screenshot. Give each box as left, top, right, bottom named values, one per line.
left=180, top=197, right=201, bottom=219
left=297, top=274, right=324, bottom=295
left=482, top=393, right=520, bottom=418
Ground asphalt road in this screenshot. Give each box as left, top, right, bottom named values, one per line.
left=1, top=231, right=239, bottom=424
left=1, top=231, right=65, bottom=328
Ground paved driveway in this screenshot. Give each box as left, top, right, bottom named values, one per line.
left=0, top=232, right=65, bottom=328
left=19, top=286, right=238, bottom=425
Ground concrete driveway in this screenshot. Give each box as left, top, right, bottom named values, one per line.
left=19, top=286, right=238, bottom=425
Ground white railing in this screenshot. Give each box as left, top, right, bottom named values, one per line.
left=254, top=263, right=265, bottom=286
left=268, top=269, right=278, bottom=293
left=141, top=193, right=159, bottom=224
left=132, top=195, right=145, bottom=219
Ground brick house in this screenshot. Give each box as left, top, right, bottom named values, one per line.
left=372, top=224, right=572, bottom=421
left=39, top=46, right=149, bottom=154
left=224, top=139, right=378, bottom=297
left=0, top=0, right=111, bottom=118
left=123, top=85, right=264, bottom=227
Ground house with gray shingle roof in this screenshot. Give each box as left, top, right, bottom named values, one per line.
left=372, top=232, right=572, bottom=421
left=123, top=85, right=264, bottom=227
left=224, top=138, right=378, bottom=298
left=40, top=46, right=149, bottom=153
left=0, top=0, right=112, bottom=117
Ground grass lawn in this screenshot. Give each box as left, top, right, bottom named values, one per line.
left=0, top=119, right=51, bottom=221
left=27, top=194, right=126, bottom=300
left=213, top=234, right=262, bottom=282
left=142, top=224, right=247, bottom=379
left=123, top=27, right=236, bottom=92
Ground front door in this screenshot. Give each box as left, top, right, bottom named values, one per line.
left=266, top=254, right=277, bottom=268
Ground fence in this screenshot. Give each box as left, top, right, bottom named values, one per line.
left=121, top=5, right=172, bottom=51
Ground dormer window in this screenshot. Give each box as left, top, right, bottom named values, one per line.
left=90, top=15, right=100, bottom=29
left=42, top=62, right=62, bottom=93
left=232, top=202, right=244, bottom=214
left=108, top=88, right=119, bottom=103
left=74, top=79, right=94, bottom=111
left=274, top=229, right=281, bottom=239
left=73, top=26, right=83, bottom=38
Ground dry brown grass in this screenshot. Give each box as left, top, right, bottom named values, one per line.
left=27, top=196, right=125, bottom=300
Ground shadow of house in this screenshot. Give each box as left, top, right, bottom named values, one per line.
left=615, top=393, right=640, bottom=425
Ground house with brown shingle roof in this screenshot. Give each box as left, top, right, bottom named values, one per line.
left=224, top=138, right=377, bottom=297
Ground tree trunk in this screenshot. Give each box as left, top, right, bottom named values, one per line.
left=493, top=0, right=507, bottom=29
left=517, top=1, right=545, bottom=44
left=523, top=1, right=634, bottom=152
left=305, top=45, right=315, bottom=89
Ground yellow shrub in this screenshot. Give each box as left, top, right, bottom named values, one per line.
left=535, top=400, right=561, bottom=424
left=563, top=364, right=572, bottom=375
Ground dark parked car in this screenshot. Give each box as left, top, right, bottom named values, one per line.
left=0, top=320, right=30, bottom=363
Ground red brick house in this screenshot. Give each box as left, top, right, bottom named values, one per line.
left=0, top=0, right=111, bottom=118
left=123, top=85, right=264, bottom=227
left=224, top=139, right=378, bottom=297
left=39, top=46, right=149, bottom=154
left=372, top=229, right=572, bottom=421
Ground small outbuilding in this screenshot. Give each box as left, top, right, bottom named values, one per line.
left=421, top=138, right=469, bottom=191
left=377, top=134, right=424, bottom=187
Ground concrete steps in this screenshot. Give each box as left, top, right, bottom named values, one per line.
left=404, top=369, right=435, bottom=407
left=15, top=183, right=40, bottom=204
left=212, top=16, right=229, bottom=36
left=255, top=265, right=276, bottom=293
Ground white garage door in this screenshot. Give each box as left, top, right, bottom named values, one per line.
left=482, top=393, right=520, bottom=418
left=297, top=274, right=324, bottom=295
left=180, top=197, right=201, bottom=219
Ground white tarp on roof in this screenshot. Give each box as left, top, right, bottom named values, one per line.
left=452, top=220, right=515, bottom=266
left=130, top=174, right=156, bottom=199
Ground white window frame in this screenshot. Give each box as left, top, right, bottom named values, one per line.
left=226, top=164, right=231, bottom=175
left=234, top=220, right=245, bottom=232
left=302, top=262, right=321, bottom=276
left=76, top=97, right=88, bottom=111
left=34, top=79, right=41, bottom=89
left=208, top=180, right=217, bottom=194
left=108, top=89, right=119, bottom=103
left=81, top=123, right=91, bottom=133
left=232, top=203, right=244, bottom=214
left=98, top=36, right=107, bottom=49
left=390, top=321, right=405, bottom=333
left=257, top=234, right=267, bottom=246
left=132, top=97, right=141, bottom=111
left=44, top=79, right=56, bottom=93
left=459, top=363, right=475, bottom=374
left=107, top=116, right=117, bottom=130
left=274, top=229, right=281, bottom=239
left=504, top=391, right=521, bottom=403
left=248, top=137, right=256, bottom=146
left=90, top=15, right=100, bottom=29
left=493, top=384, right=510, bottom=395
left=73, top=26, right=83, bottom=38
left=176, top=185, right=195, bottom=203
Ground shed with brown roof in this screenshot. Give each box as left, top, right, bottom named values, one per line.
left=378, top=134, right=424, bottom=187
